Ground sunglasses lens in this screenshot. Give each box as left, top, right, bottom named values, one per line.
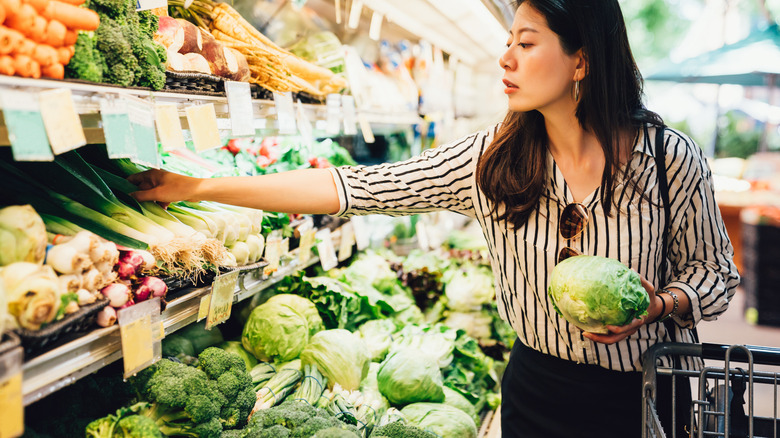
left=559, top=203, right=589, bottom=240
left=557, top=247, right=581, bottom=264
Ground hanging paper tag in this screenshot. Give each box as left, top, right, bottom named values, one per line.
left=119, top=297, right=162, bottom=379
left=298, top=228, right=316, bottom=265
left=197, top=294, right=211, bottom=322
left=0, top=90, right=53, bottom=161
left=127, top=98, right=159, bottom=168
left=0, top=346, right=23, bottom=438
left=186, top=103, right=222, bottom=152
left=358, top=113, right=375, bottom=143
left=264, top=231, right=283, bottom=275
left=281, top=238, right=290, bottom=257
left=316, top=228, right=338, bottom=271
left=155, top=103, right=186, bottom=151
left=415, top=221, right=430, bottom=250
left=369, top=11, right=383, bottom=41
left=225, top=81, right=255, bottom=137
left=296, top=101, right=314, bottom=147
left=136, top=0, right=167, bottom=10
left=338, top=221, right=355, bottom=261
left=272, top=92, right=296, bottom=135
left=100, top=98, right=136, bottom=159
left=206, top=270, right=238, bottom=330
left=38, top=88, right=86, bottom=155
left=348, top=0, right=363, bottom=29
left=325, top=94, right=341, bottom=135
left=342, top=95, right=357, bottom=135
left=351, top=216, right=370, bottom=250
left=334, top=0, right=341, bottom=23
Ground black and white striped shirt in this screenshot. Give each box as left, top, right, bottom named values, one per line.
left=329, top=124, right=739, bottom=372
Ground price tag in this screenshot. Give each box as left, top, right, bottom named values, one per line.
left=281, top=237, right=290, bottom=257
left=136, top=0, right=166, bottom=10
left=316, top=228, right=338, bottom=271
left=415, top=221, right=430, bottom=250
left=100, top=98, right=136, bottom=159
left=348, top=0, right=363, bottom=29
left=225, top=81, right=255, bottom=137
left=197, top=294, right=211, bottom=322
left=38, top=88, right=86, bottom=155
left=342, top=95, right=357, bottom=135
left=0, top=90, right=53, bottom=161
left=325, top=94, right=341, bottom=135
left=351, top=216, right=370, bottom=250
left=127, top=98, right=159, bottom=168
left=296, top=100, right=314, bottom=147
left=118, top=298, right=161, bottom=379
left=338, top=222, right=355, bottom=261
left=358, top=113, right=375, bottom=143
left=272, top=92, right=296, bottom=135
left=186, top=103, right=221, bottom=152
left=264, top=231, right=283, bottom=274
left=0, top=347, right=23, bottom=438
left=298, top=228, right=316, bottom=265
left=206, top=270, right=239, bottom=330
left=155, top=103, right=186, bottom=151
left=369, top=11, right=383, bottom=41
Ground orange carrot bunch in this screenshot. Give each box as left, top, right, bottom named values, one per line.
left=0, top=0, right=98, bottom=79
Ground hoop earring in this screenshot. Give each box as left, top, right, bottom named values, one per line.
left=574, top=79, right=581, bottom=102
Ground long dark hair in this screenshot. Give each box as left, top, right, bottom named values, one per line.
left=475, top=0, right=662, bottom=228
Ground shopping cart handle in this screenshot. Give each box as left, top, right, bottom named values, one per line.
left=701, top=342, right=780, bottom=365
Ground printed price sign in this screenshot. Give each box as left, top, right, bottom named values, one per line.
left=0, top=90, right=53, bottom=161
left=155, top=103, right=186, bottom=151
left=100, top=98, right=136, bottom=159
left=0, top=347, right=23, bottom=438
left=225, top=81, right=255, bottom=137
left=127, top=98, right=159, bottom=168
left=186, top=103, right=222, bottom=152
left=296, top=100, right=314, bottom=147
left=351, top=216, right=370, bottom=250
left=263, top=231, right=283, bottom=275
left=298, top=228, right=316, bottom=265
left=325, top=94, right=341, bottom=135
left=342, top=95, right=357, bottom=135
left=316, top=228, right=338, bottom=271
left=206, top=270, right=239, bottom=330
left=358, top=113, right=375, bottom=144
left=119, top=297, right=162, bottom=379
left=415, top=221, right=430, bottom=251
left=338, top=222, right=355, bottom=261
left=197, top=294, right=211, bottom=322
left=273, top=91, right=296, bottom=134
left=38, top=88, right=86, bottom=155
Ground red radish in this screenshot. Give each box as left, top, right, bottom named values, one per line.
left=119, top=299, right=135, bottom=310
left=139, top=276, right=168, bottom=299
left=154, top=16, right=184, bottom=52
left=96, top=306, right=117, bottom=327
left=101, top=283, right=130, bottom=308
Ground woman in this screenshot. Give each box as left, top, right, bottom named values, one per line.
left=130, top=1, right=739, bottom=436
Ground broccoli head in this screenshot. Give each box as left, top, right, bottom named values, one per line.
left=311, top=427, right=361, bottom=438
left=220, top=430, right=247, bottom=438
left=65, top=32, right=104, bottom=83
left=369, top=421, right=440, bottom=438
left=85, top=414, right=118, bottom=438
left=114, top=415, right=162, bottom=438
left=259, top=425, right=291, bottom=438
left=198, top=347, right=256, bottom=428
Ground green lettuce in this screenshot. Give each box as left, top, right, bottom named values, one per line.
left=377, top=349, right=445, bottom=405
left=241, top=294, right=323, bottom=362
left=300, top=329, right=369, bottom=391
left=401, top=403, right=477, bottom=438
left=547, top=255, right=649, bottom=334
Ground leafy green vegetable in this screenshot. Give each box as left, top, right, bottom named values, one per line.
left=242, top=294, right=323, bottom=362
left=441, top=262, right=494, bottom=311
left=442, top=386, right=478, bottom=427
left=357, top=319, right=396, bottom=361
left=400, top=403, right=477, bottom=438
left=377, top=349, right=445, bottom=406
left=300, top=329, right=370, bottom=391
left=217, top=341, right=259, bottom=375
left=548, top=255, right=649, bottom=334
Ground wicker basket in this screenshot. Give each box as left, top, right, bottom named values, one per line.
left=164, top=71, right=225, bottom=96
left=13, top=299, right=110, bottom=356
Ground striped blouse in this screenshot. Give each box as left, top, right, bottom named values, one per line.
left=328, top=123, right=740, bottom=372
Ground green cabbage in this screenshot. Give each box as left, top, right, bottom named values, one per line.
left=358, top=319, right=396, bottom=361
left=442, top=263, right=494, bottom=311
left=377, top=349, right=445, bottom=405
left=548, top=255, right=649, bottom=334
left=401, top=402, right=477, bottom=438
left=241, top=294, right=323, bottom=361
left=300, top=329, right=369, bottom=391
left=442, top=386, right=478, bottom=427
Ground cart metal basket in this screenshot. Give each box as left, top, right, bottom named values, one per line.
left=642, top=342, right=780, bottom=438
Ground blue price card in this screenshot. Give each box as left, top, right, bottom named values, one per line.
left=0, top=90, right=53, bottom=161
left=100, top=97, right=137, bottom=159
left=127, top=98, right=160, bottom=169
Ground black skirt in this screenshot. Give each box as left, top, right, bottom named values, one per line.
left=500, top=340, right=690, bottom=438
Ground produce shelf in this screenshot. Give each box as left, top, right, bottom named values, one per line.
left=0, top=75, right=423, bottom=147
left=20, top=225, right=346, bottom=406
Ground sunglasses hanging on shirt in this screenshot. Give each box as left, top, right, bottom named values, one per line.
left=557, top=202, right=589, bottom=264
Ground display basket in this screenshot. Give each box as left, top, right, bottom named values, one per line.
left=0, top=331, right=21, bottom=357
left=740, top=218, right=780, bottom=327
left=13, top=298, right=110, bottom=356
left=164, top=71, right=225, bottom=96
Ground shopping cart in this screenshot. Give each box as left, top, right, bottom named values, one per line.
left=642, top=342, right=780, bottom=438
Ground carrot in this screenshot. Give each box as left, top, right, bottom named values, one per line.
left=15, top=36, right=34, bottom=55
left=54, top=0, right=84, bottom=5
left=22, top=0, right=47, bottom=13
left=43, top=18, right=64, bottom=46
left=0, top=54, right=14, bottom=74
left=29, top=14, right=46, bottom=42
left=0, top=4, right=6, bottom=25
left=0, top=26, right=23, bottom=54
left=0, top=0, right=20, bottom=19
left=5, top=3, right=36, bottom=35
left=41, top=60, right=61, bottom=78
left=41, top=1, right=97, bottom=31
left=12, top=53, right=39, bottom=77
left=31, top=42, right=55, bottom=65
left=62, top=27, right=75, bottom=45
left=55, top=43, right=70, bottom=64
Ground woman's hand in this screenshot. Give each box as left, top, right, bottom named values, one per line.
left=127, top=169, right=204, bottom=206
left=582, top=274, right=664, bottom=345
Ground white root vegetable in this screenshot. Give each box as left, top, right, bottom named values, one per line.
left=58, top=274, right=82, bottom=293
left=96, top=306, right=117, bottom=327
left=45, top=244, right=90, bottom=275
left=81, top=268, right=103, bottom=292
left=77, top=288, right=96, bottom=306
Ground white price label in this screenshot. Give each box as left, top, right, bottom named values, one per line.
left=316, top=228, right=338, bottom=271
left=325, top=94, right=341, bottom=135
left=38, top=88, right=86, bottom=155
left=225, top=81, right=255, bottom=137
left=296, top=100, right=314, bottom=147
left=351, top=216, right=370, bottom=250
left=342, top=95, right=357, bottom=135
left=186, top=103, right=221, bottom=152
left=358, top=113, right=375, bottom=143
left=118, top=298, right=162, bottom=379
left=155, top=103, right=186, bottom=151
left=273, top=91, right=297, bottom=134
left=338, top=222, right=355, bottom=261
